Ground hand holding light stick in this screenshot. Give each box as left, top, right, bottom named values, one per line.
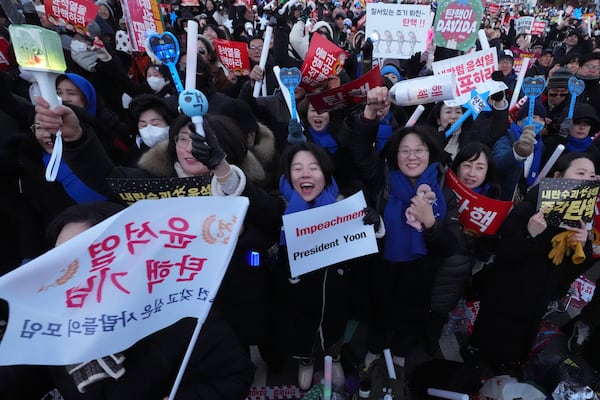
left=253, top=26, right=273, bottom=98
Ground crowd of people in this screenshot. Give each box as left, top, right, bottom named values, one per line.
left=1, top=0, right=600, bottom=398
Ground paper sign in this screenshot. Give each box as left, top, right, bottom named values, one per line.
left=120, top=0, right=165, bottom=52
left=0, top=196, right=248, bottom=365
left=307, top=66, right=383, bottom=114
left=433, top=0, right=484, bottom=51
left=365, top=3, right=431, bottom=59
left=445, top=169, right=513, bottom=236
left=537, top=178, right=600, bottom=230
left=213, top=39, right=251, bottom=76
left=299, top=34, right=346, bottom=91
left=282, top=192, right=378, bottom=277
left=106, top=176, right=212, bottom=205
left=44, top=0, right=98, bottom=35
left=531, top=19, right=547, bottom=36
left=432, top=48, right=499, bottom=104
left=515, top=16, right=534, bottom=34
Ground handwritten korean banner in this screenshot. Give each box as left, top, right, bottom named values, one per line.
left=44, top=0, right=98, bottom=35
left=433, top=0, right=484, bottom=52
left=365, top=3, right=432, bottom=59
left=213, top=39, right=251, bottom=76
left=300, top=34, right=346, bottom=91
left=537, top=178, right=600, bottom=230
left=282, top=191, right=378, bottom=277
left=107, top=176, right=211, bottom=205
left=120, top=0, right=164, bottom=52
left=306, top=65, right=383, bottom=114
left=445, top=169, right=513, bottom=236
left=432, top=47, right=503, bottom=105
left=0, top=196, right=248, bottom=365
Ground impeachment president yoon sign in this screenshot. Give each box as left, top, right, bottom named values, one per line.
left=283, top=191, right=378, bottom=277
left=0, top=196, right=248, bottom=366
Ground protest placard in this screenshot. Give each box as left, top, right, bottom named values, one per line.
left=44, top=0, right=98, bottom=35
left=121, top=0, right=165, bottom=52
left=445, top=169, right=513, bottom=236
left=282, top=192, right=378, bottom=277
left=299, top=34, right=346, bottom=91
left=433, top=0, right=484, bottom=51
left=0, top=196, right=248, bottom=365
left=365, top=2, right=431, bottom=59
left=214, top=39, right=251, bottom=76
left=107, top=176, right=212, bottom=205
left=537, top=178, right=600, bottom=230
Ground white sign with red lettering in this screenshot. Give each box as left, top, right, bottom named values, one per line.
left=282, top=191, right=378, bottom=277
left=0, top=196, right=248, bottom=365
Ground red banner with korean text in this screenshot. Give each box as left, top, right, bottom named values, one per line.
left=213, top=39, right=251, bottom=76
left=120, top=0, right=165, bottom=52
left=487, top=4, right=499, bottom=15
left=306, top=66, right=383, bottom=114
left=44, top=0, right=98, bottom=35
left=300, top=34, right=347, bottom=92
left=445, top=169, right=513, bottom=236
left=531, top=19, right=547, bottom=36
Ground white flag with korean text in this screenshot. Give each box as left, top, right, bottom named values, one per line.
left=0, top=196, right=248, bottom=365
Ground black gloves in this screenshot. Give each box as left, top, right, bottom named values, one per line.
left=362, top=206, right=381, bottom=232
left=191, top=127, right=226, bottom=170
left=490, top=70, right=506, bottom=101
left=287, top=119, right=307, bottom=144
left=361, top=38, right=373, bottom=61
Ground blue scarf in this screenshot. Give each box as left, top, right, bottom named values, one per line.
left=43, top=153, right=107, bottom=203
left=376, top=112, right=392, bottom=154
left=308, top=127, right=338, bottom=154
left=510, top=122, right=543, bottom=186
left=383, top=163, right=446, bottom=262
left=471, top=182, right=491, bottom=195
left=279, top=175, right=339, bottom=245
left=566, top=136, right=592, bottom=153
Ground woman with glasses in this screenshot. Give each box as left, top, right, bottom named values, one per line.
left=344, top=87, right=461, bottom=392
left=575, top=53, right=600, bottom=117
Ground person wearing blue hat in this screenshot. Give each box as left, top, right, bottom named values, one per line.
left=380, top=64, right=404, bottom=85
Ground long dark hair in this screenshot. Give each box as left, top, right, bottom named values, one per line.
left=549, top=152, right=596, bottom=177
left=451, top=142, right=500, bottom=199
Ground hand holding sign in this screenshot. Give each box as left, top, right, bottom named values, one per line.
left=567, top=76, right=585, bottom=119
left=445, top=89, right=491, bottom=138
left=279, top=67, right=302, bottom=121
left=147, top=32, right=184, bottom=94
left=9, top=24, right=66, bottom=182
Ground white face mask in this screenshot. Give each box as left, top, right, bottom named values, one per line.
left=147, top=76, right=168, bottom=92
left=70, top=39, right=89, bottom=53
left=139, top=125, right=169, bottom=147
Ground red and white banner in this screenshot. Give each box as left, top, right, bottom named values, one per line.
left=120, top=0, right=165, bottom=52
left=300, top=34, right=347, bottom=91
left=307, top=66, right=383, bottom=114
left=445, top=169, right=513, bottom=236
left=44, top=0, right=98, bottom=35
left=214, top=39, right=251, bottom=76
left=0, top=196, right=248, bottom=365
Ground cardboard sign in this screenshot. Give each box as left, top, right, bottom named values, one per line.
left=365, top=3, right=431, bottom=59
left=299, top=34, right=346, bottom=91
left=307, top=66, right=383, bottom=114
left=213, top=39, right=251, bottom=76
left=433, top=0, right=484, bottom=51
left=432, top=47, right=500, bottom=104
left=282, top=192, right=378, bottom=277
left=107, top=176, right=212, bottom=205
left=0, top=196, right=248, bottom=365
left=44, top=0, right=98, bottom=35
left=120, top=0, right=165, bottom=52
left=445, top=169, right=513, bottom=236
left=537, top=178, right=600, bottom=230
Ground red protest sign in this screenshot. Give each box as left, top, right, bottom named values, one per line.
left=487, top=4, right=499, bottom=15
left=45, top=0, right=98, bottom=35
left=445, top=169, right=513, bottom=236
left=300, top=34, right=347, bottom=92
left=213, top=39, right=251, bottom=76
left=531, top=19, right=547, bottom=36
left=121, top=0, right=165, bottom=52
left=0, top=37, right=15, bottom=72
left=307, top=65, right=383, bottom=114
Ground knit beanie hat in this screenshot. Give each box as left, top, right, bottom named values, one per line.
left=547, top=67, right=573, bottom=89
left=381, top=64, right=403, bottom=82
left=517, top=99, right=546, bottom=121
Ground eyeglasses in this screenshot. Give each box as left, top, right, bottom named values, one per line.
left=249, top=45, right=263, bottom=51
left=175, top=135, right=193, bottom=149
left=582, top=64, right=600, bottom=71
left=398, top=148, right=429, bottom=158
left=548, top=92, right=568, bottom=98
left=198, top=48, right=207, bottom=55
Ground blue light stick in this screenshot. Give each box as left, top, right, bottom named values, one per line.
left=521, top=76, right=546, bottom=127
left=567, top=76, right=585, bottom=119
left=147, top=32, right=184, bottom=94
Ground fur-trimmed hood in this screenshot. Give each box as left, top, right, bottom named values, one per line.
left=137, top=139, right=175, bottom=177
